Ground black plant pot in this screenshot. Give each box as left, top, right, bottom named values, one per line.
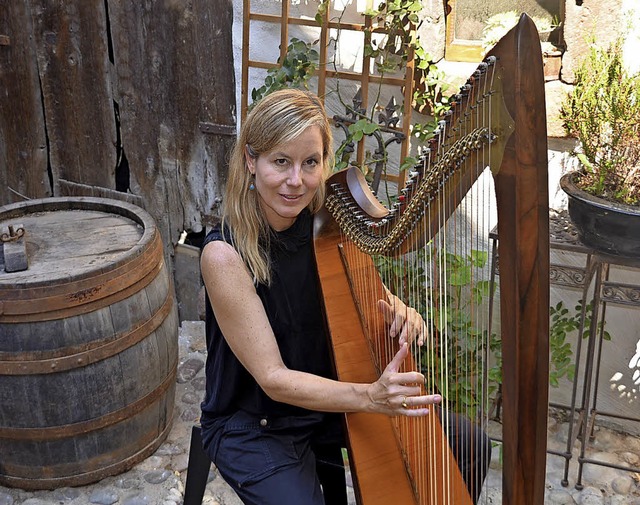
left=560, top=172, right=640, bottom=258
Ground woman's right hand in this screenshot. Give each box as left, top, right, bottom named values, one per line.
left=366, top=343, right=441, bottom=417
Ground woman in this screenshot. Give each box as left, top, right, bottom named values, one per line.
left=200, top=88, right=489, bottom=505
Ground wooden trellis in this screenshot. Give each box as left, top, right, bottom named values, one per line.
left=240, top=0, right=421, bottom=187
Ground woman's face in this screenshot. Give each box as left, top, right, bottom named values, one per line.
left=246, top=126, right=324, bottom=231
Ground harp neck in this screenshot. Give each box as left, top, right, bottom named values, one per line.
left=323, top=58, right=515, bottom=256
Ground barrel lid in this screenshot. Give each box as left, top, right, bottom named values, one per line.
left=0, top=197, right=159, bottom=296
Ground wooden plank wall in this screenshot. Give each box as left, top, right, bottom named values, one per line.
left=0, top=0, right=236, bottom=252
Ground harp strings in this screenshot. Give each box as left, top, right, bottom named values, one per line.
left=337, top=59, right=499, bottom=504
left=426, top=63, right=495, bottom=503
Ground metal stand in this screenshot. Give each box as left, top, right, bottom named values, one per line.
left=569, top=251, right=640, bottom=489
left=489, top=211, right=640, bottom=489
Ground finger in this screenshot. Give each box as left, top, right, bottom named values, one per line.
left=391, top=312, right=406, bottom=340
left=402, top=407, right=432, bottom=417
left=401, top=394, right=442, bottom=408
left=399, top=309, right=427, bottom=346
left=417, top=393, right=442, bottom=405
left=398, top=320, right=410, bottom=345
left=377, top=299, right=395, bottom=325
left=385, top=342, right=410, bottom=373
left=397, top=394, right=442, bottom=416
left=397, top=319, right=417, bottom=346
left=391, top=308, right=407, bottom=340
left=399, top=393, right=442, bottom=416
left=395, top=304, right=417, bottom=343
left=394, top=371, right=426, bottom=387
left=417, top=322, right=426, bottom=346
left=400, top=319, right=426, bottom=347
left=377, top=297, right=405, bottom=339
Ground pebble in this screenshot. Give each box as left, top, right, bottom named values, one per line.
left=192, top=376, right=207, bottom=391
left=575, top=487, right=604, bottom=505
left=181, top=390, right=201, bottom=404
left=624, top=436, right=640, bottom=452
left=177, top=358, right=204, bottom=383
left=545, top=489, right=575, bottom=504
left=582, top=451, right=627, bottom=485
left=172, top=453, right=190, bottom=473
left=167, top=487, right=183, bottom=500
left=611, top=475, right=634, bottom=494
left=155, top=443, right=183, bottom=457
left=180, top=405, right=202, bottom=422
left=114, top=477, right=142, bottom=490
left=0, top=493, right=13, bottom=505
left=620, top=451, right=640, bottom=465
left=143, top=470, right=173, bottom=485
left=52, top=487, right=81, bottom=501
left=135, top=456, right=168, bottom=471
left=121, top=494, right=150, bottom=505
left=89, top=489, right=120, bottom=504
left=181, top=321, right=205, bottom=339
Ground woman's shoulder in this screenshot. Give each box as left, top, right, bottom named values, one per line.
left=201, top=222, right=258, bottom=288
left=200, top=221, right=234, bottom=260
left=203, top=222, right=231, bottom=248
left=201, top=236, right=242, bottom=271
left=201, top=236, right=257, bottom=306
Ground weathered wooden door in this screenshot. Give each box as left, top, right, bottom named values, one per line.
left=0, top=0, right=236, bottom=249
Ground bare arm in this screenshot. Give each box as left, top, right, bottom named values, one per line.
left=201, top=240, right=440, bottom=416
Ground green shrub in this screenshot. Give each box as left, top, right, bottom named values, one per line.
left=560, top=37, right=640, bottom=205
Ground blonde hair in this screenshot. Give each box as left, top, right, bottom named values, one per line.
left=222, top=89, right=334, bottom=284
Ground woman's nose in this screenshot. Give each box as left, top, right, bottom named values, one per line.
left=287, top=166, right=303, bottom=186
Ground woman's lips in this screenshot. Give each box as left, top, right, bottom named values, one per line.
left=281, top=194, right=303, bottom=201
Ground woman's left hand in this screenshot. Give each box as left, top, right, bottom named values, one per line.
left=377, top=288, right=426, bottom=346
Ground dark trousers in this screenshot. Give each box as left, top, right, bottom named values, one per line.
left=207, top=411, right=345, bottom=505
left=440, top=409, right=492, bottom=504
left=207, top=410, right=489, bottom=505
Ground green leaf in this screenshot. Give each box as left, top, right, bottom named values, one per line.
left=363, top=121, right=379, bottom=134
left=449, top=266, right=471, bottom=286
left=470, top=249, right=488, bottom=267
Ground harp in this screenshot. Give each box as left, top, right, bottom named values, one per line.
left=313, top=14, right=549, bottom=505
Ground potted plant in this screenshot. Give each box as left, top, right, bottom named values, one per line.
left=559, top=36, right=640, bottom=258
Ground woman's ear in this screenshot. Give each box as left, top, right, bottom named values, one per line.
left=245, top=145, right=256, bottom=175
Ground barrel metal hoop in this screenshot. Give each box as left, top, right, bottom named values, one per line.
left=0, top=413, right=175, bottom=490
left=0, top=291, right=174, bottom=374
left=0, top=231, right=163, bottom=318
left=0, top=360, right=178, bottom=440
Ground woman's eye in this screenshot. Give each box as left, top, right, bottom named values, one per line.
left=274, top=158, right=289, bottom=167
left=304, top=158, right=319, bottom=169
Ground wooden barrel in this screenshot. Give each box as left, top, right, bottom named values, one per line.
left=0, top=197, right=178, bottom=490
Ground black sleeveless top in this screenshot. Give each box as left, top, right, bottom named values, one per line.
left=200, top=210, right=338, bottom=449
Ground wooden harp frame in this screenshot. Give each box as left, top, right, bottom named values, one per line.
left=313, top=14, right=549, bottom=505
